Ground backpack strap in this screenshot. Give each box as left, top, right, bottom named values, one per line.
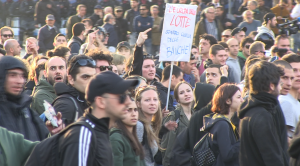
left=174, top=109, right=180, bottom=124
left=52, top=94, right=79, bottom=122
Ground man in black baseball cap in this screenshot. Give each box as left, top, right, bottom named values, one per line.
left=231, top=27, right=247, bottom=44
left=255, top=13, right=277, bottom=40
left=53, top=71, right=139, bottom=165
left=89, top=5, right=103, bottom=26
left=116, top=41, right=132, bottom=59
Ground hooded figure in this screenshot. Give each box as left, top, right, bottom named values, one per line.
left=0, top=56, right=49, bottom=141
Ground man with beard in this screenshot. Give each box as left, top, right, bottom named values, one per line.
left=0, top=26, right=14, bottom=49
left=255, top=13, right=277, bottom=41
left=238, top=37, right=254, bottom=60
left=31, top=56, right=67, bottom=115
left=238, top=61, right=288, bottom=166
left=279, top=54, right=300, bottom=140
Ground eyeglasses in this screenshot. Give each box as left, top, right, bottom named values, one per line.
left=99, top=65, right=113, bottom=71
left=69, top=59, right=96, bottom=74
left=222, top=35, right=230, bottom=38
left=103, top=93, right=130, bottom=104
left=2, top=34, right=13, bottom=38
left=245, top=45, right=250, bottom=49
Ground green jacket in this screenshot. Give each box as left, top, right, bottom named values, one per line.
left=110, top=128, right=145, bottom=166
left=238, top=51, right=246, bottom=60
left=66, top=15, right=82, bottom=39
left=31, top=78, right=57, bottom=115
left=0, top=127, right=39, bottom=166
left=161, top=106, right=194, bottom=166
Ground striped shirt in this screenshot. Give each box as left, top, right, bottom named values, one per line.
left=205, top=19, right=219, bottom=40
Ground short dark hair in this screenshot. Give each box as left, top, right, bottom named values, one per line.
left=273, top=60, right=293, bottom=69
left=282, top=53, right=300, bottom=63
left=161, top=65, right=182, bottom=82
left=46, top=50, right=54, bottom=58
left=174, top=81, right=193, bottom=102
left=35, top=62, right=46, bottom=80
left=240, top=37, right=254, bottom=49
left=212, top=83, right=240, bottom=114
left=86, top=49, right=113, bottom=65
left=76, top=4, right=86, bottom=11
left=82, top=18, right=93, bottom=27
left=249, top=61, right=284, bottom=94
left=53, top=46, right=70, bottom=59
left=140, top=4, right=148, bottom=9
left=249, top=41, right=265, bottom=55
left=192, top=45, right=197, bottom=49
left=216, top=6, right=224, bottom=11
left=54, top=33, right=66, bottom=41
left=206, top=64, right=222, bottom=75
left=243, top=56, right=261, bottom=93
left=209, top=44, right=225, bottom=56
left=68, top=54, right=95, bottom=80
left=217, top=42, right=228, bottom=49
left=248, top=31, right=258, bottom=37
left=199, top=33, right=218, bottom=46
left=72, top=23, right=85, bottom=36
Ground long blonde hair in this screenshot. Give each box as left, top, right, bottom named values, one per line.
left=135, top=86, right=162, bottom=148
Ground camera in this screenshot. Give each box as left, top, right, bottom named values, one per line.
left=277, top=18, right=300, bottom=36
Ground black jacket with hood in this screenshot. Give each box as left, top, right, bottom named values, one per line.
left=53, top=82, right=89, bottom=126
left=202, top=113, right=240, bottom=166
left=0, top=56, right=49, bottom=141
left=34, top=0, right=58, bottom=25
left=238, top=92, right=289, bottom=166
left=289, top=121, right=300, bottom=166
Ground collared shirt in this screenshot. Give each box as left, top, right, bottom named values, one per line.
left=226, top=56, right=241, bottom=83
left=205, top=19, right=219, bottom=40
left=47, top=25, right=55, bottom=30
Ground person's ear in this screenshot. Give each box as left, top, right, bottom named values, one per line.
left=171, top=75, right=175, bottom=81
left=136, top=101, right=141, bottom=108
left=95, top=96, right=106, bottom=109
left=43, top=70, right=47, bottom=78
left=68, top=75, right=74, bottom=85
left=226, top=98, right=232, bottom=105
left=270, top=83, right=275, bottom=91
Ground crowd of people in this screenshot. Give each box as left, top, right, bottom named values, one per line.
left=0, top=0, right=300, bottom=166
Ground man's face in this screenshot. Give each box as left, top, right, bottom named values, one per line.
left=54, top=36, right=67, bottom=47
left=242, top=42, right=252, bottom=57
left=78, top=7, right=86, bottom=16
left=110, top=16, right=116, bottom=25
left=115, top=10, right=123, bottom=18
left=96, top=60, right=110, bottom=74
left=290, top=62, right=300, bottom=90
left=139, top=6, right=148, bottom=15
left=215, top=8, right=223, bottom=17
left=191, top=48, right=200, bottom=59
left=83, top=22, right=92, bottom=33
left=247, top=1, right=256, bottom=10
left=150, top=8, right=159, bottom=16
left=280, top=68, right=294, bottom=95
left=199, top=39, right=211, bottom=55
left=228, top=39, right=239, bottom=57
left=244, top=11, right=253, bottom=22
left=182, top=60, right=196, bottom=75
left=11, top=40, right=22, bottom=56
left=46, top=20, right=55, bottom=27
left=270, top=17, right=277, bottom=28
left=221, top=31, right=232, bottom=42
left=44, top=58, right=67, bottom=85
left=103, top=92, right=132, bottom=120
left=171, top=72, right=184, bottom=89
left=130, top=0, right=138, bottom=8
left=117, top=47, right=131, bottom=59
left=277, top=38, right=290, bottom=50
left=234, top=31, right=246, bottom=43
left=116, top=64, right=125, bottom=75
left=69, top=66, right=96, bottom=94
left=0, top=30, right=13, bottom=44
left=206, top=67, right=221, bottom=87
left=94, top=8, right=102, bottom=15
left=257, top=0, right=264, bottom=6
left=210, top=50, right=228, bottom=65
left=142, top=59, right=155, bottom=82
left=111, top=65, right=118, bottom=74
left=5, top=69, right=26, bottom=96
left=205, top=8, right=215, bottom=21
left=25, top=39, right=39, bottom=54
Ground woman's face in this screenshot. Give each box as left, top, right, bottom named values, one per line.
left=122, top=100, right=138, bottom=127
left=117, top=47, right=131, bottom=59
left=229, top=90, right=244, bottom=112
left=142, top=59, right=156, bottom=82
left=177, top=83, right=193, bottom=104
left=139, top=89, right=159, bottom=116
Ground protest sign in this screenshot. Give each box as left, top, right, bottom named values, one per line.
left=159, top=3, right=197, bottom=62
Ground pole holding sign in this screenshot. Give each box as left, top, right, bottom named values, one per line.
left=160, top=4, right=197, bottom=111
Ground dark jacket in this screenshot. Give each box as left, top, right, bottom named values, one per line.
left=34, top=0, right=57, bottom=25
left=152, top=80, right=175, bottom=111
left=289, top=121, right=300, bottom=166
left=103, top=23, right=119, bottom=47
left=127, top=44, right=143, bottom=76
left=37, top=25, right=59, bottom=53
left=24, top=80, right=35, bottom=96
left=67, top=36, right=84, bottom=54
left=134, top=15, right=153, bottom=37
left=58, top=112, right=113, bottom=166
left=193, top=18, right=223, bottom=46
left=124, top=8, right=140, bottom=32
left=66, top=15, right=82, bottom=39
left=238, top=92, right=289, bottom=166
left=53, top=83, right=89, bottom=126
left=19, top=0, right=36, bottom=18
left=193, top=82, right=215, bottom=110
left=89, top=13, right=102, bottom=26
left=0, top=56, right=49, bottom=141
left=115, top=17, right=129, bottom=42
left=110, top=128, right=145, bottom=166
left=238, top=56, right=245, bottom=72
left=202, top=113, right=240, bottom=166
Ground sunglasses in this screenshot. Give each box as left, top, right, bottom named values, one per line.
left=245, top=45, right=250, bottom=49
left=69, top=59, right=96, bottom=74
left=99, top=65, right=113, bottom=71
left=222, top=35, right=230, bottom=38
left=103, top=93, right=131, bottom=104
left=2, top=34, right=13, bottom=38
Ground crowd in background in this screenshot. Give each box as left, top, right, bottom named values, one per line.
left=0, top=0, right=300, bottom=166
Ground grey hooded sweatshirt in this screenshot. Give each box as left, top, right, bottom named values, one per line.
left=255, top=25, right=275, bottom=40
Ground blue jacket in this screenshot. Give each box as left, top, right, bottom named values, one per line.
left=37, top=25, right=59, bottom=53
left=134, top=15, right=153, bottom=38
left=67, top=36, right=84, bottom=54
left=103, top=23, right=119, bottom=47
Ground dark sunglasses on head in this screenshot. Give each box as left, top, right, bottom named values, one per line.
left=2, top=34, right=13, bottom=38
left=245, top=45, right=250, bottom=49
left=99, top=65, right=113, bottom=71
left=69, top=59, right=96, bottom=74
left=222, top=35, right=230, bottom=38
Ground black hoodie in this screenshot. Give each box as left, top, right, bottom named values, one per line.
left=238, top=92, right=289, bottom=166
left=0, top=56, right=49, bottom=141
left=53, top=82, right=89, bottom=126
left=289, top=121, right=300, bottom=166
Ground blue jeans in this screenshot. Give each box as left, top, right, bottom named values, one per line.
left=292, top=33, right=300, bottom=53
left=129, top=32, right=137, bottom=46
left=144, top=38, right=152, bottom=54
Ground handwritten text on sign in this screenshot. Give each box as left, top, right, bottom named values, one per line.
left=159, top=4, right=197, bottom=62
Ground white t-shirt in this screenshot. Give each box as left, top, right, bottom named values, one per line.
left=279, top=93, right=300, bottom=137
left=290, top=4, right=300, bottom=19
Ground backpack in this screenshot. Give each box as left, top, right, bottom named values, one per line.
left=24, top=119, right=97, bottom=166
left=52, top=94, right=79, bottom=122
left=191, top=133, right=218, bottom=166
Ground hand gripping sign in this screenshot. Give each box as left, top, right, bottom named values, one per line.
left=159, top=3, right=197, bottom=62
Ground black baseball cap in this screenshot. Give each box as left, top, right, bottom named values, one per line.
left=94, top=5, right=103, bottom=9
left=117, top=41, right=131, bottom=50
left=231, top=27, right=247, bottom=36
left=86, top=71, right=139, bottom=103
left=263, top=13, right=276, bottom=23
